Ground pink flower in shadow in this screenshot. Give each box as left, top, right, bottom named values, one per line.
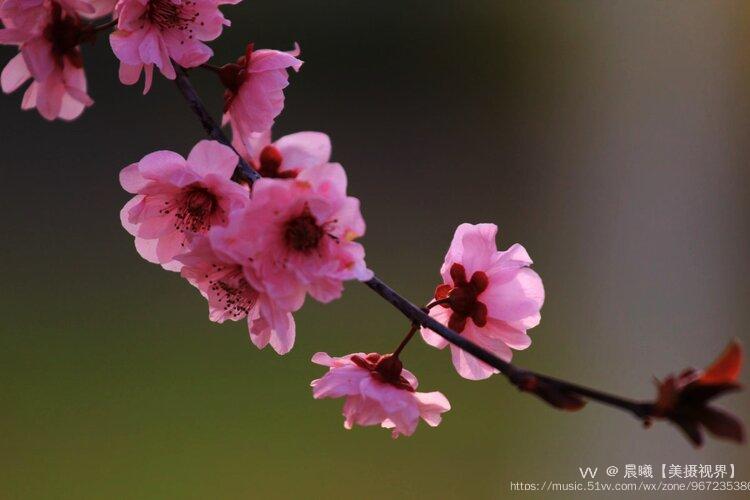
left=220, top=43, right=302, bottom=140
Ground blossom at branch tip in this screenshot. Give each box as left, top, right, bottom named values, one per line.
left=212, top=162, right=372, bottom=312
left=220, top=43, right=302, bottom=140
left=119, top=139, right=249, bottom=271
left=174, top=236, right=296, bottom=354
left=1, top=1, right=94, bottom=120
left=110, top=0, right=238, bottom=93
left=653, top=340, right=744, bottom=447
left=421, top=223, right=544, bottom=380
left=311, top=352, right=451, bottom=438
left=231, top=128, right=331, bottom=179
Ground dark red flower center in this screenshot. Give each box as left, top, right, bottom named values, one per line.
left=43, top=3, right=89, bottom=68
left=162, top=184, right=220, bottom=234
left=254, top=145, right=297, bottom=178
left=284, top=206, right=325, bottom=253
left=433, top=263, right=489, bottom=333
left=351, top=353, right=415, bottom=391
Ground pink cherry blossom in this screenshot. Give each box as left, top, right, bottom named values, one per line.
left=231, top=129, right=331, bottom=179
left=119, top=140, right=249, bottom=270
left=311, top=352, right=451, bottom=438
left=421, top=223, right=544, bottom=380
left=1, top=2, right=93, bottom=120
left=110, top=0, right=237, bottom=93
left=175, top=235, right=296, bottom=354
left=214, top=162, right=372, bottom=312
left=220, top=43, right=302, bottom=141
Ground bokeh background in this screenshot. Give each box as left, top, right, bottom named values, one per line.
left=1, top=0, right=749, bottom=498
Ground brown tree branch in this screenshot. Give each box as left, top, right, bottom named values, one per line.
left=172, top=67, right=742, bottom=444
left=365, top=276, right=653, bottom=418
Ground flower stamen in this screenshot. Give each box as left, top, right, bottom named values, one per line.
left=161, top=184, right=220, bottom=234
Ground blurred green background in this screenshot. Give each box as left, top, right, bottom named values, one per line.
left=1, top=0, right=748, bottom=498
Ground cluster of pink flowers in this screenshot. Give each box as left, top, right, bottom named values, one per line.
left=0, top=0, right=241, bottom=115
left=110, top=0, right=238, bottom=92
left=2, top=0, right=548, bottom=438
left=120, top=136, right=373, bottom=354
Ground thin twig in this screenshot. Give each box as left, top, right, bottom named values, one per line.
left=200, top=63, right=223, bottom=74
left=92, top=18, right=118, bottom=32
left=425, top=298, right=451, bottom=309
left=392, top=323, right=419, bottom=358
left=173, top=66, right=259, bottom=183
left=171, top=67, right=654, bottom=423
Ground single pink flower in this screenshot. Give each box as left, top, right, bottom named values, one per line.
left=1, top=2, right=94, bottom=120
left=175, top=235, right=296, bottom=354
left=119, top=139, right=249, bottom=270
left=311, top=352, right=451, bottom=438
left=214, top=162, right=372, bottom=312
left=109, top=0, right=237, bottom=93
left=231, top=129, right=331, bottom=179
left=421, top=223, right=544, bottom=380
left=220, top=43, right=302, bottom=140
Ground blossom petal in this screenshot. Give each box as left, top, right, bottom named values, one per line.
left=483, top=319, right=532, bottom=350
left=275, top=132, right=331, bottom=170
left=137, top=150, right=188, bottom=181
left=482, top=267, right=544, bottom=327
left=414, top=391, right=451, bottom=427
left=421, top=306, right=451, bottom=349
left=21, top=36, right=54, bottom=82
left=119, top=162, right=150, bottom=193
left=1, top=52, right=30, bottom=93
left=186, top=140, right=239, bottom=179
